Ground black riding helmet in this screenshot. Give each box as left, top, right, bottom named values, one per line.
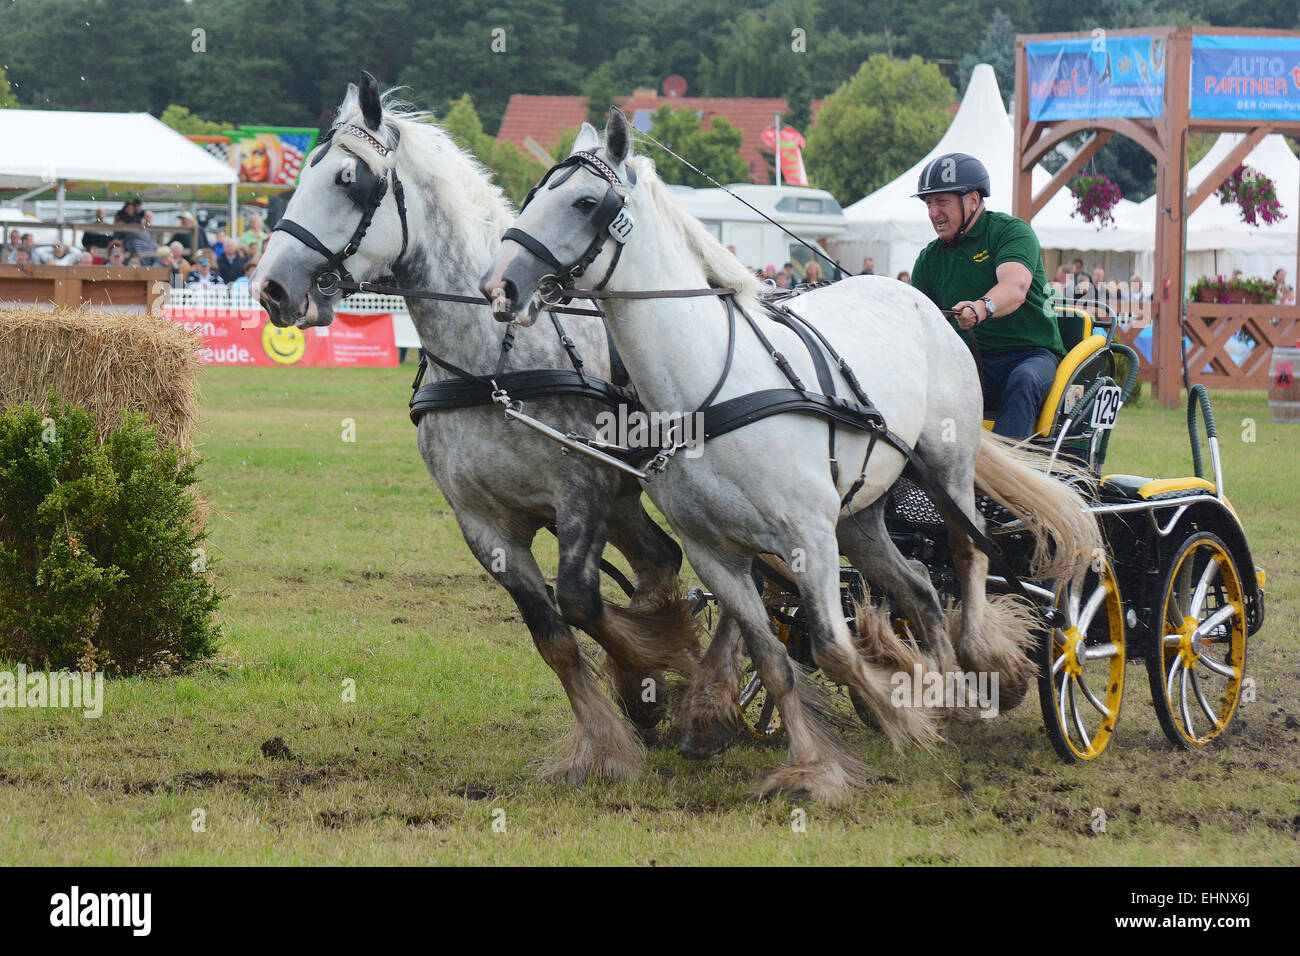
left=914, top=152, right=990, bottom=244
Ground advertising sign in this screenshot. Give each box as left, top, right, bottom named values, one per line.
left=1191, top=35, right=1300, bottom=120
left=1027, top=35, right=1166, bottom=121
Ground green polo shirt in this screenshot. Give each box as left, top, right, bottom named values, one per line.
left=911, top=209, right=1063, bottom=358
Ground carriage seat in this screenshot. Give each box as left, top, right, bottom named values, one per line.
left=1099, top=474, right=1217, bottom=501
left=980, top=306, right=1109, bottom=438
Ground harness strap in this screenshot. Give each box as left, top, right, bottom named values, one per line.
left=701, top=388, right=884, bottom=440
left=694, top=295, right=738, bottom=415
left=409, top=369, right=636, bottom=424
left=502, top=227, right=564, bottom=272
left=766, top=304, right=841, bottom=483
left=734, top=300, right=807, bottom=393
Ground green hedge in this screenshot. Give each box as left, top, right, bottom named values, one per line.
left=0, top=400, right=220, bottom=674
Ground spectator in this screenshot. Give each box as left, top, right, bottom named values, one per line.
left=230, top=260, right=257, bottom=291
left=81, top=208, right=113, bottom=251
left=4, top=227, right=22, bottom=260
left=7, top=232, right=38, bottom=263
left=168, top=241, right=193, bottom=281
left=126, top=255, right=143, bottom=267
left=1273, top=268, right=1287, bottom=292
left=1071, top=272, right=1094, bottom=303
left=1091, top=267, right=1105, bottom=287
left=34, top=240, right=83, bottom=265
left=1281, top=284, right=1295, bottom=306
left=239, top=214, right=268, bottom=256
left=184, top=256, right=225, bottom=287
left=804, top=261, right=823, bottom=284
left=169, top=211, right=208, bottom=259
left=778, top=262, right=795, bottom=289
left=896, top=271, right=911, bottom=284
left=13, top=248, right=32, bottom=266
left=216, top=240, right=247, bottom=284
left=211, top=229, right=229, bottom=259
left=761, top=264, right=777, bottom=284
left=860, top=257, right=875, bottom=275
left=106, top=246, right=127, bottom=267
left=94, top=238, right=126, bottom=266
left=125, top=210, right=158, bottom=264
left=156, top=246, right=184, bottom=286
left=1071, top=257, right=1084, bottom=275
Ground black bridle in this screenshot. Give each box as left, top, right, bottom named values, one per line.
left=271, top=123, right=409, bottom=297
left=503, top=150, right=637, bottom=304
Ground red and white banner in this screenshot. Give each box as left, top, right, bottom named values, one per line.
left=164, top=307, right=397, bottom=367
left=759, top=127, right=809, bottom=187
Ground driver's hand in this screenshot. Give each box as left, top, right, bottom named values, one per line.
left=952, top=300, right=980, bottom=330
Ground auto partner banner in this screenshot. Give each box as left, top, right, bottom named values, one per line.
left=1191, top=35, right=1300, bottom=120
left=164, top=308, right=397, bottom=367
left=1027, top=35, right=1166, bottom=121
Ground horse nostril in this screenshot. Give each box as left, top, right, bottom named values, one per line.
left=260, top=278, right=288, bottom=307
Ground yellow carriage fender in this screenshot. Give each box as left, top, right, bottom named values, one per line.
left=1033, top=333, right=1108, bottom=437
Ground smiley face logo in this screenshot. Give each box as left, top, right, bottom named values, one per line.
left=262, top=322, right=306, bottom=365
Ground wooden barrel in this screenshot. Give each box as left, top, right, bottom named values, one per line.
left=1269, top=346, right=1300, bottom=423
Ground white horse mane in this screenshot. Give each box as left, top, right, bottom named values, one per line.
left=332, top=86, right=515, bottom=262
left=626, top=155, right=762, bottom=298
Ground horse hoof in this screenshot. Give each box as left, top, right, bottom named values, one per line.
left=678, top=728, right=735, bottom=760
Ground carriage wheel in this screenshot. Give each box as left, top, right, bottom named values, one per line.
left=1146, top=532, right=1247, bottom=749
left=1037, top=556, right=1126, bottom=762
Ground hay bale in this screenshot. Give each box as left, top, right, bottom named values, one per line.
left=0, top=306, right=200, bottom=448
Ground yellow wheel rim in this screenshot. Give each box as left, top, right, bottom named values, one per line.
left=1156, top=538, right=1246, bottom=746
left=1047, top=559, right=1126, bottom=760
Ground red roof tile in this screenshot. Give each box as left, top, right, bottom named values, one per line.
left=496, top=95, right=590, bottom=157
left=497, top=92, right=825, bottom=184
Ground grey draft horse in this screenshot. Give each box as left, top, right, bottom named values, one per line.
left=252, top=76, right=702, bottom=783
left=481, top=110, right=1103, bottom=801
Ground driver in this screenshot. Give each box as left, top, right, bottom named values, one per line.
left=908, top=153, right=1063, bottom=440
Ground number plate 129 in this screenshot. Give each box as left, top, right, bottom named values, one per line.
left=1091, top=385, right=1122, bottom=429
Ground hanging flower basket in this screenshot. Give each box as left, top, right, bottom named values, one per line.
left=1069, top=173, right=1123, bottom=228
left=1216, top=165, right=1286, bottom=227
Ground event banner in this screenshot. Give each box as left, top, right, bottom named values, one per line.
left=1191, top=35, right=1300, bottom=120
left=1027, top=35, right=1166, bottom=121
left=164, top=308, right=397, bottom=367
left=190, top=127, right=319, bottom=187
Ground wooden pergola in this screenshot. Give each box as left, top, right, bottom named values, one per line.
left=1013, top=26, right=1300, bottom=407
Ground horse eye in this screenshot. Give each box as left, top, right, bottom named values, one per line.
left=574, top=196, right=598, bottom=212
left=335, top=168, right=353, bottom=187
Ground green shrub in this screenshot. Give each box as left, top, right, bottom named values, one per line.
left=0, top=399, right=220, bottom=673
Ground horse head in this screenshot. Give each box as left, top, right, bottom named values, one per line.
left=253, top=72, right=408, bottom=328
left=480, top=108, right=636, bottom=326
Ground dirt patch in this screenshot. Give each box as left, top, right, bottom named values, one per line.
left=449, top=783, right=497, bottom=801
left=261, top=737, right=294, bottom=760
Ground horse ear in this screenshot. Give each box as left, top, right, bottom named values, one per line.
left=604, top=107, right=631, bottom=167
left=359, top=71, right=383, bottom=132
left=572, top=122, right=599, bottom=155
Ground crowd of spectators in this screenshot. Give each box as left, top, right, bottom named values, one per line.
left=1, top=198, right=270, bottom=290
left=1047, top=257, right=1148, bottom=318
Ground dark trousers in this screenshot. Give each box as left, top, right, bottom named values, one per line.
left=980, top=347, right=1059, bottom=441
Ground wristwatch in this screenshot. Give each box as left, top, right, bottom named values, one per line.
left=979, top=296, right=996, bottom=321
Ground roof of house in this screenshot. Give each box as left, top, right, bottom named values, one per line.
left=495, top=95, right=591, bottom=159
left=495, top=92, right=825, bottom=184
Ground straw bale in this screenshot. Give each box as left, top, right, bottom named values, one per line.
left=0, top=306, right=200, bottom=448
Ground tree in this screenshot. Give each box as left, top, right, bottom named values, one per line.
left=804, top=55, right=955, bottom=205
left=958, top=9, right=1016, bottom=107
left=0, top=65, right=18, bottom=108
left=438, top=95, right=547, bottom=206
left=160, top=105, right=229, bottom=136
left=635, top=104, right=749, bottom=186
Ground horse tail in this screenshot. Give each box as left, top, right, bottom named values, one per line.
left=973, top=432, right=1102, bottom=582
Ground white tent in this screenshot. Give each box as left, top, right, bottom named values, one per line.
left=828, top=64, right=1147, bottom=277
left=0, top=110, right=237, bottom=190
left=1132, top=132, right=1298, bottom=284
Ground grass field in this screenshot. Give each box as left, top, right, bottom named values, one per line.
left=1, top=366, right=1297, bottom=865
